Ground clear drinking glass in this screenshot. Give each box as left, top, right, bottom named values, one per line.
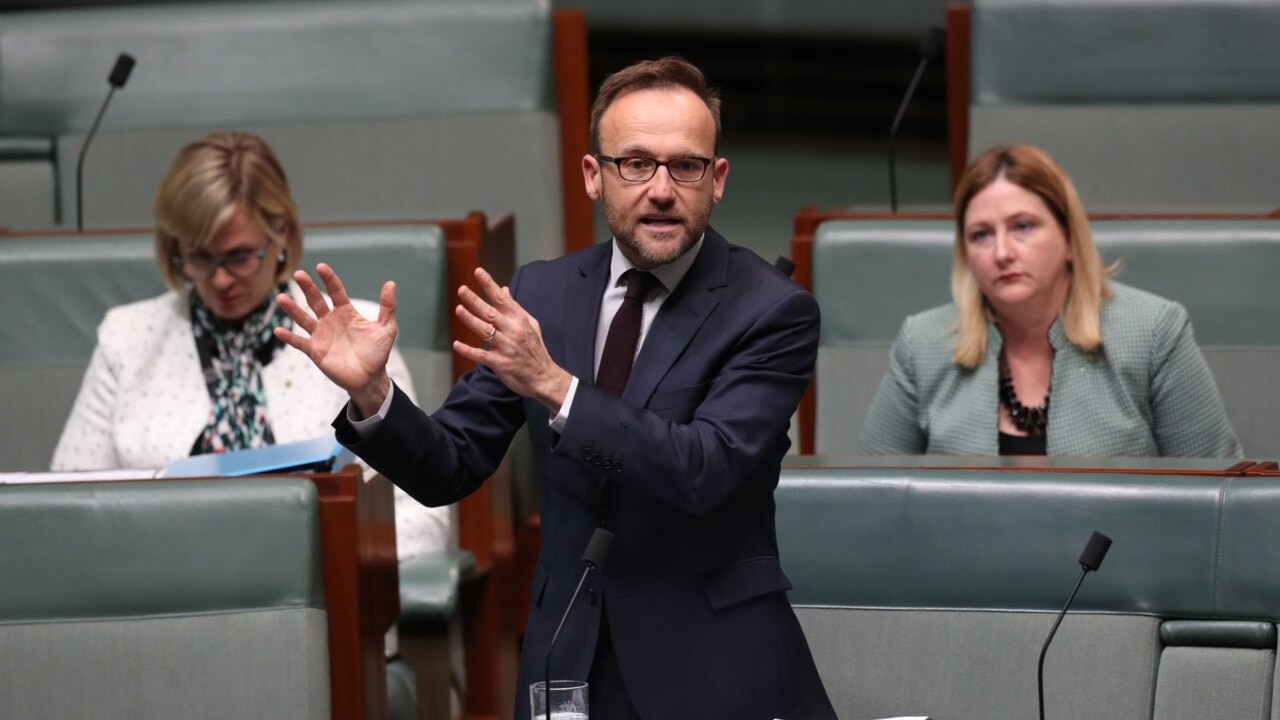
left=529, top=679, right=589, bottom=719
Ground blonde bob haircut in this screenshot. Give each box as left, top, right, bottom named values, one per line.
left=950, top=144, right=1113, bottom=369
left=153, top=132, right=301, bottom=291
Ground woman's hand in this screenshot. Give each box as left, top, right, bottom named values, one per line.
left=275, top=263, right=397, bottom=418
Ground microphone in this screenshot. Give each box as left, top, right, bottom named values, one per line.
left=887, top=26, right=944, bottom=213
left=1037, top=531, right=1112, bottom=720
left=542, top=528, right=614, bottom=720
left=76, top=53, right=136, bottom=230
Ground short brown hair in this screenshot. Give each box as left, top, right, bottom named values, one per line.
left=153, top=132, right=301, bottom=290
left=589, top=56, right=722, bottom=153
left=950, top=144, right=1113, bottom=368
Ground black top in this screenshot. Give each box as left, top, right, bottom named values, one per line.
left=999, top=431, right=1047, bottom=456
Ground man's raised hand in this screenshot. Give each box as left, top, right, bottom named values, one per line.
left=275, top=263, right=398, bottom=418
left=453, top=267, right=571, bottom=414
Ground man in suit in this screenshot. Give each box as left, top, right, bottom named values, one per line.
left=276, top=56, right=835, bottom=720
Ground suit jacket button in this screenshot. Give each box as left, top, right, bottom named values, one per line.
left=582, top=448, right=593, bottom=461
left=601, top=458, right=613, bottom=471
left=613, top=461, right=623, bottom=474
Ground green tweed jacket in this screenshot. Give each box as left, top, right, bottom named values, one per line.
left=858, top=283, right=1244, bottom=458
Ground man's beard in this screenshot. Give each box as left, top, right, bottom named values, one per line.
left=603, top=187, right=712, bottom=267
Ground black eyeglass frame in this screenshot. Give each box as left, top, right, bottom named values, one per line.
left=595, top=154, right=715, bottom=183
left=171, top=245, right=277, bottom=281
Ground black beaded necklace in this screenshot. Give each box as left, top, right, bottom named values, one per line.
left=998, top=347, right=1049, bottom=436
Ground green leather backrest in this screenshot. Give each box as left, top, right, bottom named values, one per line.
left=0, top=477, right=331, bottom=720
left=0, top=224, right=447, bottom=365
left=0, top=0, right=552, bottom=134
left=0, top=0, right=564, bottom=266
left=811, top=218, right=1280, bottom=455
left=972, top=0, right=1280, bottom=104
left=968, top=1, right=1280, bottom=210
left=777, top=467, right=1280, bottom=620
left=814, top=218, right=1280, bottom=347
left=0, top=477, right=323, bottom=620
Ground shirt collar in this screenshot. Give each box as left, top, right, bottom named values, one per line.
left=607, top=234, right=705, bottom=293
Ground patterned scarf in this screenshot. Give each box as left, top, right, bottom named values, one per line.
left=189, top=285, right=292, bottom=456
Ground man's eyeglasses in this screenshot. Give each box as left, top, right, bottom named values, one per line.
left=596, top=155, right=713, bottom=183
left=172, top=246, right=275, bottom=281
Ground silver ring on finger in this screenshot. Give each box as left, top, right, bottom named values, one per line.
left=484, top=326, right=497, bottom=342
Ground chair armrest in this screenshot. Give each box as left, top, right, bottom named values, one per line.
left=398, top=549, right=477, bottom=629
left=0, top=136, right=53, bottom=161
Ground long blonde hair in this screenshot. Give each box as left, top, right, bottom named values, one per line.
left=951, top=144, right=1112, bottom=369
left=153, top=132, right=301, bottom=290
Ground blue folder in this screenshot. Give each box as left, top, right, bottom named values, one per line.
left=160, top=434, right=356, bottom=478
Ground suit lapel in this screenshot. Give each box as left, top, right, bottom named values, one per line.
left=561, top=243, right=612, bottom=383
left=623, top=229, right=728, bottom=406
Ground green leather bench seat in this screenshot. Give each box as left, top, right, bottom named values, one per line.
left=777, top=467, right=1280, bottom=720
left=811, top=218, right=1280, bottom=456
left=0, top=224, right=450, bottom=472
left=0, top=0, right=562, bottom=263
left=0, top=477, right=329, bottom=720
left=968, top=0, right=1280, bottom=210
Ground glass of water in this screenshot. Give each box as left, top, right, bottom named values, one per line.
left=530, top=679, right=589, bottom=719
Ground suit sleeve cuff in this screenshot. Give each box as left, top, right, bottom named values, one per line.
left=346, top=380, right=398, bottom=439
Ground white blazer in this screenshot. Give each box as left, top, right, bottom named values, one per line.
left=52, top=283, right=450, bottom=560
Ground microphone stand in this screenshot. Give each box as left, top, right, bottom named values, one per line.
left=1038, top=531, right=1112, bottom=720
left=76, top=53, right=135, bottom=231
left=888, top=56, right=930, bottom=214
left=542, top=528, right=613, bottom=720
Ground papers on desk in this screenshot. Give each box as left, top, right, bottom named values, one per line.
left=0, top=469, right=159, bottom=484
left=0, top=436, right=352, bottom=485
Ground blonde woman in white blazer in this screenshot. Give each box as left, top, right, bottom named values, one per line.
left=52, top=132, right=450, bottom=560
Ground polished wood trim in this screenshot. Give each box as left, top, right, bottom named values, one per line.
left=308, top=465, right=397, bottom=720
left=554, top=8, right=594, bottom=255
left=784, top=459, right=1262, bottom=477
left=440, top=211, right=519, bottom=716
left=791, top=208, right=818, bottom=455
left=945, top=2, right=971, bottom=191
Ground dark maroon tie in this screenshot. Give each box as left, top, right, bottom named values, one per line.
left=595, top=269, right=658, bottom=396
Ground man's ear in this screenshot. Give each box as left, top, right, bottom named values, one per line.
left=583, top=154, right=602, bottom=200
left=711, top=156, right=729, bottom=205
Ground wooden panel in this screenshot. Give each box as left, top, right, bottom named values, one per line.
left=309, top=465, right=397, bottom=720
left=439, top=212, right=520, bottom=717
left=554, top=8, right=594, bottom=255
left=946, top=2, right=971, bottom=191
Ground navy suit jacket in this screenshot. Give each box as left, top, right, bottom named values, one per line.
left=337, top=228, right=835, bottom=719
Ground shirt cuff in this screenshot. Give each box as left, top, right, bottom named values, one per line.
left=549, top=376, right=578, bottom=433
left=347, top=381, right=397, bottom=439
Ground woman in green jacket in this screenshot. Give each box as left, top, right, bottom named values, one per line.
left=859, top=144, right=1242, bottom=458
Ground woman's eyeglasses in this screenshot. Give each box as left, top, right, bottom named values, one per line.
left=172, top=246, right=274, bottom=281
